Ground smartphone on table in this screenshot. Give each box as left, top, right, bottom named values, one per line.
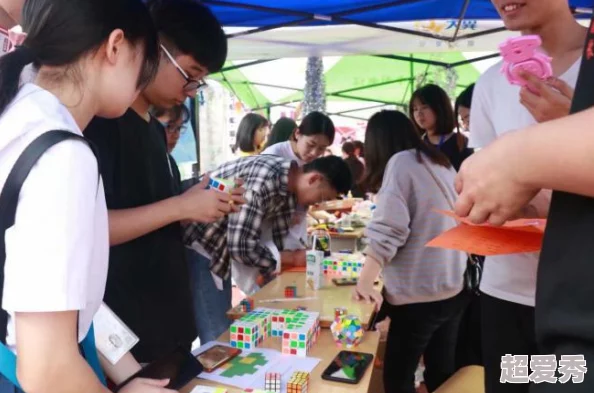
left=196, top=345, right=242, bottom=373
left=321, top=350, right=374, bottom=384
left=115, top=345, right=203, bottom=391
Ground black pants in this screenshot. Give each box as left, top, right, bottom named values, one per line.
left=481, top=293, right=537, bottom=393
left=456, top=291, right=483, bottom=368
left=383, top=291, right=467, bottom=393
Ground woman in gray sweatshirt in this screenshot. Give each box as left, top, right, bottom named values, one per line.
left=353, top=110, right=467, bottom=393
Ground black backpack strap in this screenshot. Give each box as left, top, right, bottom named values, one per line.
left=0, top=130, right=99, bottom=344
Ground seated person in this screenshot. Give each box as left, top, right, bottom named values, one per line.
left=183, top=155, right=352, bottom=343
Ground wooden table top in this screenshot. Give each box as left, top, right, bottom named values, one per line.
left=227, top=272, right=380, bottom=328
left=183, top=329, right=381, bottom=393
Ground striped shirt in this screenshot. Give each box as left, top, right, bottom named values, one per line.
left=183, top=155, right=297, bottom=280
left=364, top=150, right=466, bottom=305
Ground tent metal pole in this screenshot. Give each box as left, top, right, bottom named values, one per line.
left=327, top=112, right=368, bottom=121
left=331, top=15, right=446, bottom=40
left=220, top=59, right=278, bottom=73
left=332, top=0, right=425, bottom=17
left=331, top=93, right=395, bottom=105
left=450, top=0, right=471, bottom=42
left=455, top=26, right=508, bottom=41
left=228, top=17, right=313, bottom=38
left=333, top=103, right=391, bottom=115
left=374, top=54, right=448, bottom=67
left=328, top=77, right=411, bottom=96
left=243, top=81, right=302, bottom=92
left=450, top=52, right=500, bottom=67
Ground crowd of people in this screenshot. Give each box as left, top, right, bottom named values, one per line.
left=0, top=0, right=592, bottom=393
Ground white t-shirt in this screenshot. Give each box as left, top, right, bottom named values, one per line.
left=0, top=84, right=109, bottom=350
left=469, top=58, right=580, bottom=307
left=261, top=141, right=307, bottom=250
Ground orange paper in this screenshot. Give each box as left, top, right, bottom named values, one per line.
left=427, top=225, right=544, bottom=255
left=427, top=210, right=546, bottom=255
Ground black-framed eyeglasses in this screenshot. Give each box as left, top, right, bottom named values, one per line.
left=160, top=44, right=207, bottom=92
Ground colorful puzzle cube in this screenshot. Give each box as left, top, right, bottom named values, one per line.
left=322, top=255, right=364, bottom=278
left=331, top=314, right=364, bottom=349
left=334, top=307, right=348, bottom=320
left=239, top=297, right=254, bottom=313
left=230, top=309, right=271, bottom=350
left=275, top=310, right=320, bottom=356
left=284, top=285, right=297, bottom=298
left=287, top=371, right=309, bottom=393
left=265, top=372, right=281, bottom=393
left=207, top=177, right=234, bottom=193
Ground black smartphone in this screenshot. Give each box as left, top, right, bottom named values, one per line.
left=321, top=350, right=374, bottom=384
left=115, top=345, right=203, bottom=392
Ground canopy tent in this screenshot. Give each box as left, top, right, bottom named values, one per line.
left=210, top=52, right=489, bottom=121
left=204, top=0, right=593, bottom=60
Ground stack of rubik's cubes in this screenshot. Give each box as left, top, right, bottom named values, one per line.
left=322, top=255, right=364, bottom=278
left=230, top=308, right=271, bottom=350
left=287, top=371, right=310, bottom=393
left=264, top=372, right=281, bottom=393
left=230, top=308, right=320, bottom=356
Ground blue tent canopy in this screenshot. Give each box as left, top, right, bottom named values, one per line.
left=205, top=0, right=592, bottom=28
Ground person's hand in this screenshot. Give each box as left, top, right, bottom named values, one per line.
left=352, top=282, right=383, bottom=311
left=519, top=71, right=574, bottom=123
left=177, top=175, right=246, bottom=222
left=256, top=271, right=279, bottom=287
left=454, top=132, right=540, bottom=225
left=119, top=378, right=177, bottom=393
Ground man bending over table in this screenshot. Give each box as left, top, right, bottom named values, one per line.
left=183, top=154, right=352, bottom=343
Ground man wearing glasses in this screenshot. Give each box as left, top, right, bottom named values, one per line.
left=85, top=0, right=244, bottom=363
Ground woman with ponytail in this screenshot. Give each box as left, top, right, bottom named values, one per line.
left=0, top=0, right=169, bottom=393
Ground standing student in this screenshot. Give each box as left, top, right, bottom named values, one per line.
left=353, top=111, right=467, bottom=393
left=85, top=0, right=244, bottom=364
left=261, top=111, right=335, bottom=254
left=410, top=84, right=473, bottom=171
left=468, top=0, right=584, bottom=392
left=455, top=84, right=474, bottom=133
left=264, top=117, right=297, bottom=149
left=233, top=113, right=270, bottom=156
left=341, top=141, right=365, bottom=198
left=0, top=0, right=173, bottom=392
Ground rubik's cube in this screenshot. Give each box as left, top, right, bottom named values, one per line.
left=230, top=309, right=271, bottom=350
left=284, top=285, right=297, bottom=298
left=322, top=256, right=364, bottom=278
left=331, top=314, right=364, bottom=349
left=334, top=307, right=348, bottom=320
left=277, top=310, right=320, bottom=356
left=207, top=177, right=234, bottom=193
left=265, top=372, right=281, bottom=393
left=239, top=297, right=254, bottom=313
left=287, top=371, right=309, bottom=393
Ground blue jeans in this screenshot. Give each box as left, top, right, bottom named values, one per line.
left=186, top=248, right=232, bottom=345
left=0, top=375, right=22, bottom=393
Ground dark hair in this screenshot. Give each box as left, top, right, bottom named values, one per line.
left=153, top=103, right=190, bottom=124
left=148, top=0, right=227, bottom=73
left=0, top=0, right=159, bottom=117
left=361, top=110, right=451, bottom=193
left=352, top=140, right=364, bottom=158
left=234, top=113, right=269, bottom=153
left=342, top=141, right=356, bottom=158
left=409, top=84, right=455, bottom=136
left=295, top=111, right=335, bottom=144
left=303, top=156, right=352, bottom=195
left=265, top=117, right=297, bottom=149
left=455, top=83, right=475, bottom=132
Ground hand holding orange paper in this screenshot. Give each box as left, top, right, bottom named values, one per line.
left=427, top=210, right=546, bottom=255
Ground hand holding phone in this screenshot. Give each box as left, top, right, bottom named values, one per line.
left=499, top=35, right=552, bottom=88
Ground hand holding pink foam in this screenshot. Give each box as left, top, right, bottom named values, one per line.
left=499, top=35, right=552, bottom=87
